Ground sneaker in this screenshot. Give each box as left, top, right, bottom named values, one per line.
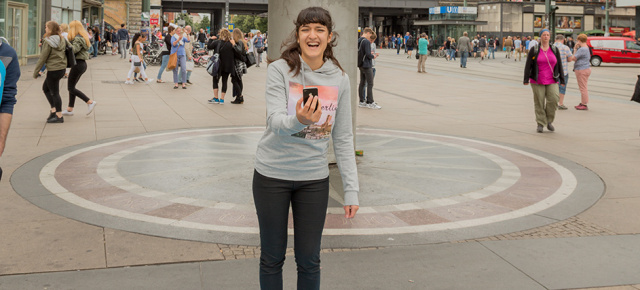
left=145, top=78, right=154, bottom=84
left=47, top=116, right=64, bottom=123
left=358, top=102, right=367, bottom=108
left=367, top=102, right=382, bottom=110
left=575, top=103, right=589, bottom=110
left=133, top=78, right=140, bottom=82
left=558, top=104, right=568, bottom=110
left=86, top=101, right=97, bottom=116
left=124, top=80, right=134, bottom=84
left=208, top=98, right=220, bottom=104
left=219, top=99, right=224, bottom=104
left=61, top=110, right=74, bottom=116
left=138, top=77, right=145, bottom=82
left=186, top=80, right=193, bottom=85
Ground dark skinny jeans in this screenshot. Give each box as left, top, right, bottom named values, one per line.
left=232, top=72, right=243, bottom=98
left=43, top=69, right=66, bottom=112
left=68, top=59, right=90, bottom=108
left=358, top=67, right=374, bottom=104
left=252, top=170, right=329, bottom=290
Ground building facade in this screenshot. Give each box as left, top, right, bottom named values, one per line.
left=476, top=1, right=636, bottom=41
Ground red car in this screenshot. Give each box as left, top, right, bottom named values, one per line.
left=587, top=36, right=640, bottom=66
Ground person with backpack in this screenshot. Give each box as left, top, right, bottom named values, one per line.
left=572, top=33, right=591, bottom=110
left=406, top=33, right=415, bottom=59
left=523, top=29, right=565, bottom=133
left=358, top=28, right=380, bottom=109
left=33, top=21, right=69, bottom=124
left=478, top=35, right=487, bottom=60
left=62, top=20, right=97, bottom=117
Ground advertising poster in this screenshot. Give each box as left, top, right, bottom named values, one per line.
left=150, top=9, right=161, bottom=26
left=557, top=16, right=582, bottom=29
left=534, top=16, right=543, bottom=28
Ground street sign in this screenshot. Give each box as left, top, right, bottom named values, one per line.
left=228, top=24, right=235, bottom=30
left=182, top=10, right=188, bottom=14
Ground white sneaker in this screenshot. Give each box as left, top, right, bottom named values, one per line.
left=358, top=102, right=367, bottom=108
left=368, top=102, right=382, bottom=110
left=61, top=110, right=74, bottom=116
left=145, top=78, right=154, bottom=84
left=124, top=80, right=134, bottom=84
left=86, top=101, right=97, bottom=116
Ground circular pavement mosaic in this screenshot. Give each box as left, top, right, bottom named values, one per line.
left=12, top=127, right=604, bottom=247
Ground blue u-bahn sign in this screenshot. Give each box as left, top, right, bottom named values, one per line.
left=429, top=6, right=478, bottom=15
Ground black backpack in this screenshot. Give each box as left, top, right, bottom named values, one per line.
left=408, top=36, right=415, bottom=47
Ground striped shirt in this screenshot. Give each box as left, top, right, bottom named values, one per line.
left=553, top=42, right=572, bottom=75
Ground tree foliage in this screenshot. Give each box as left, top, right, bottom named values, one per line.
left=197, top=16, right=210, bottom=31
left=231, top=15, right=268, bottom=34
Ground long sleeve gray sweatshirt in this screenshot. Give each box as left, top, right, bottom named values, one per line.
left=254, top=58, right=359, bottom=206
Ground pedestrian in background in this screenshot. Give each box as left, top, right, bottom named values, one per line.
left=111, top=28, right=118, bottom=55
left=450, top=38, right=457, bottom=61
left=504, top=36, right=513, bottom=59
left=254, top=7, right=359, bottom=289
left=357, top=27, right=380, bottom=109
left=253, top=31, right=265, bottom=67
left=63, top=20, right=97, bottom=116
left=117, top=24, right=130, bottom=59
left=444, top=37, right=451, bottom=61
left=33, top=21, right=68, bottom=123
left=417, top=33, right=428, bottom=73
left=207, top=28, right=235, bottom=104
left=360, top=31, right=379, bottom=100
left=514, top=36, right=522, bottom=61
left=573, top=33, right=591, bottom=110
left=458, top=31, right=472, bottom=68
left=553, top=34, right=575, bottom=110
left=231, top=28, right=247, bottom=104
left=171, top=26, right=189, bottom=89
left=92, top=27, right=100, bottom=58
left=396, top=33, right=402, bottom=55
left=156, top=25, right=174, bottom=83
left=125, top=33, right=153, bottom=84
left=523, top=29, right=564, bottom=133
left=178, top=25, right=194, bottom=85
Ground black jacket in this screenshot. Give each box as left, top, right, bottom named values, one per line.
left=207, top=39, right=235, bottom=74
left=523, top=45, right=565, bottom=85
left=357, top=37, right=373, bottom=68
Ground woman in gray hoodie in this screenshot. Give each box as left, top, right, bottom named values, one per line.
left=33, top=21, right=69, bottom=123
left=253, top=7, right=359, bottom=290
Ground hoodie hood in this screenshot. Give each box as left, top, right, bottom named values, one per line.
left=298, top=55, right=342, bottom=88
left=44, top=35, right=65, bottom=50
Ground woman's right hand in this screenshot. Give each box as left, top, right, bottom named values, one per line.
left=296, top=95, right=322, bottom=125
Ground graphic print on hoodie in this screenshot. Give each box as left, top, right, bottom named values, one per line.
left=287, top=82, right=338, bottom=140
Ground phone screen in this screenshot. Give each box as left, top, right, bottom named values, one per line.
left=302, top=87, right=319, bottom=112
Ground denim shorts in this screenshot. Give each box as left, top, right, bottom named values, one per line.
left=559, top=74, right=569, bottom=94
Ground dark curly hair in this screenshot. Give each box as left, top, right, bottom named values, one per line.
left=269, top=7, right=344, bottom=77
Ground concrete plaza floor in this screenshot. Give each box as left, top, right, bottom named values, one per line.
left=1, top=48, right=640, bottom=289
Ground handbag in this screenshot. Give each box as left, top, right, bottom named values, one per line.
left=206, top=42, right=222, bottom=77
left=186, top=60, right=194, bottom=72
left=134, top=61, right=141, bottom=67
left=65, top=44, right=76, bottom=68
left=245, top=52, right=256, bottom=67
left=632, top=75, right=640, bottom=103
left=256, top=47, right=264, bottom=54
left=415, top=53, right=420, bottom=60
left=167, top=52, right=177, bottom=71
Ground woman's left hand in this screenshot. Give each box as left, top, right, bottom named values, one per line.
left=344, top=205, right=359, bottom=219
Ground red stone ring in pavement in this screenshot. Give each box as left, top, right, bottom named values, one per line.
left=12, top=127, right=604, bottom=248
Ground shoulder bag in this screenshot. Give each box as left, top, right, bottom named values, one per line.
left=65, top=40, right=76, bottom=68
left=206, top=41, right=222, bottom=77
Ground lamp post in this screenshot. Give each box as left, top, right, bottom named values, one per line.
left=604, top=0, right=610, bottom=36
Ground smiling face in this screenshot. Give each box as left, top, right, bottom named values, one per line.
left=298, top=22, right=332, bottom=64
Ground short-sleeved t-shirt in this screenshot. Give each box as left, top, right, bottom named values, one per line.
left=553, top=42, right=572, bottom=75
left=530, top=47, right=558, bottom=85
left=418, top=38, right=429, bottom=55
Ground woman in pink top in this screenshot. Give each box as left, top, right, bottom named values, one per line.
left=523, top=29, right=566, bottom=133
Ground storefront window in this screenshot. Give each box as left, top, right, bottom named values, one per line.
left=25, top=0, right=38, bottom=55
left=0, top=4, right=5, bottom=38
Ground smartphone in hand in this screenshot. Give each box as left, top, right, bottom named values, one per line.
left=302, top=87, right=319, bottom=112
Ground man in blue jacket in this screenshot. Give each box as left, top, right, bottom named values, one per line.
left=117, top=24, right=130, bottom=59
left=0, top=41, right=19, bottom=180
